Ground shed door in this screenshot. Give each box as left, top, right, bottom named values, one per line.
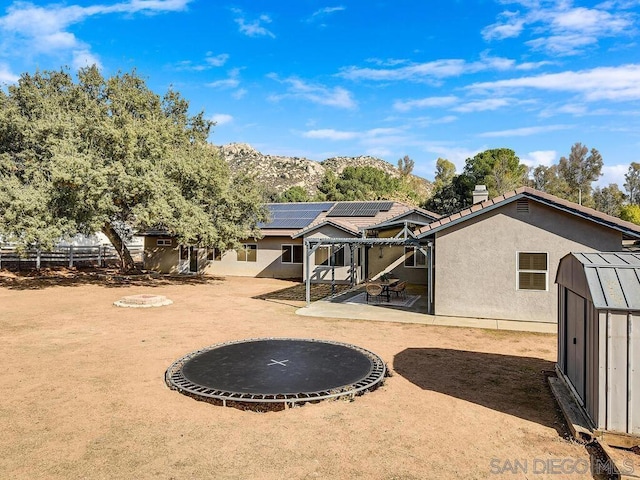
left=566, top=290, right=586, bottom=402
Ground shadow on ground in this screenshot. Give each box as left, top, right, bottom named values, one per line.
left=253, top=282, right=351, bottom=303
left=394, top=348, right=568, bottom=436
left=0, top=268, right=225, bottom=290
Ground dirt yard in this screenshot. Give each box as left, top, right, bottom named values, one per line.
left=0, top=271, right=599, bottom=479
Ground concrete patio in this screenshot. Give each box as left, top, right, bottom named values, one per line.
left=296, top=283, right=557, bottom=333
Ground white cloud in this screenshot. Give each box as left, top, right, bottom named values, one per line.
left=484, top=1, right=636, bottom=56
left=269, top=76, right=356, bottom=109
left=303, top=129, right=358, bottom=140
left=205, top=53, right=229, bottom=67
left=72, top=49, right=101, bottom=70
left=421, top=144, right=482, bottom=172
left=482, top=12, right=525, bottom=40
left=207, top=68, right=241, bottom=89
left=467, top=64, right=640, bottom=102
left=393, top=96, right=459, bottom=112
left=207, top=78, right=239, bottom=89
left=600, top=164, right=629, bottom=187
left=232, top=88, right=247, bottom=99
left=308, top=6, right=345, bottom=22
left=453, top=98, right=511, bottom=112
left=301, top=127, right=407, bottom=146
left=516, top=61, right=554, bottom=70
left=174, top=53, right=229, bottom=71
left=312, top=6, right=345, bottom=16
left=520, top=150, right=557, bottom=168
left=0, top=62, right=19, bottom=83
left=366, top=58, right=408, bottom=67
left=339, top=54, right=515, bottom=83
left=0, top=0, right=191, bottom=68
left=211, top=113, right=233, bottom=126
left=477, top=124, right=572, bottom=138
left=234, top=12, right=275, bottom=38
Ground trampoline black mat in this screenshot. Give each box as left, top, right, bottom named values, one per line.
left=165, top=338, right=386, bottom=407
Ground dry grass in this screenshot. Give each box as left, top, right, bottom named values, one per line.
left=0, top=272, right=595, bottom=479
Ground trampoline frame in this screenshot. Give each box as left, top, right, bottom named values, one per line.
left=165, top=337, right=387, bottom=407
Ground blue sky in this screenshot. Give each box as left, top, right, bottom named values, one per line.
left=1, top=1, right=639, bottom=188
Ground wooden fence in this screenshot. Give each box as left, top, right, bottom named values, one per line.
left=0, top=245, right=144, bottom=270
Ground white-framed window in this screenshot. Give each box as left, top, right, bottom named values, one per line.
left=207, top=248, right=222, bottom=261
left=517, top=252, right=548, bottom=291
left=156, top=239, right=172, bottom=246
left=237, top=244, right=257, bottom=262
left=315, top=246, right=345, bottom=267
left=282, top=244, right=303, bottom=264
left=404, top=246, right=426, bottom=268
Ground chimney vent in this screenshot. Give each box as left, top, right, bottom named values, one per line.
left=472, top=185, right=489, bottom=204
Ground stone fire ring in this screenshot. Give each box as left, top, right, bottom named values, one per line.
left=113, top=294, right=173, bottom=308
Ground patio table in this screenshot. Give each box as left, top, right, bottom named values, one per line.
left=370, top=278, right=399, bottom=302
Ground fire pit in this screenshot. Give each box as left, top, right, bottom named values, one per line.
left=113, top=294, right=173, bottom=308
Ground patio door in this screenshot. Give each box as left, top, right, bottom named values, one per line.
left=179, top=246, right=199, bottom=274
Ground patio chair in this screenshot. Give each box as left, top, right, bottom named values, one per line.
left=365, top=283, right=384, bottom=303
left=389, top=281, right=407, bottom=299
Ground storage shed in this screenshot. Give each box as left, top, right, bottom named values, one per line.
left=556, top=252, right=640, bottom=443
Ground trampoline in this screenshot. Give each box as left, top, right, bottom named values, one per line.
left=165, top=338, right=386, bottom=409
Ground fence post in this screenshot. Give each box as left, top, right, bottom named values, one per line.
left=98, top=246, right=102, bottom=268
left=69, top=246, right=74, bottom=268
left=36, top=250, right=41, bottom=270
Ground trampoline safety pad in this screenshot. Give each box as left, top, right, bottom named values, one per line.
left=165, top=338, right=386, bottom=408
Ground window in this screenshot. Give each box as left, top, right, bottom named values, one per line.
left=237, top=244, right=257, bottom=262
left=404, top=247, right=426, bottom=268
left=282, top=244, right=303, bottom=264
left=517, top=252, right=548, bottom=291
left=315, top=246, right=345, bottom=267
left=207, top=248, right=222, bottom=261
left=156, top=239, right=172, bottom=247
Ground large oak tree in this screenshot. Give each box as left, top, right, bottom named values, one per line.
left=0, top=67, right=266, bottom=270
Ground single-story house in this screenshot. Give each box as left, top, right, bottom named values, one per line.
left=414, top=186, right=640, bottom=325
left=141, top=201, right=440, bottom=282
left=141, top=187, right=640, bottom=326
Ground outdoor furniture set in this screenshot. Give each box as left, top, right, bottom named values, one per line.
left=365, top=277, right=407, bottom=303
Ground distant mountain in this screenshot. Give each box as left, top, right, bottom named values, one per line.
left=217, top=143, right=433, bottom=203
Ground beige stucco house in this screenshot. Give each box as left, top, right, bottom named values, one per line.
left=415, top=187, right=640, bottom=325
left=141, top=201, right=439, bottom=283
left=141, top=188, right=640, bottom=326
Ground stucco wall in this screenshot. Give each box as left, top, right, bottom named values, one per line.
left=203, top=236, right=304, bottom=279
left=434, top=201, right=622, bottom=323
left=367, top=245, right=427, bottom=284
left=143, top=237, right=179, bottom=274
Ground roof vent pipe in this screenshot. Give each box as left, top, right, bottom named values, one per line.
left=472, top=185, right=489, bottom=204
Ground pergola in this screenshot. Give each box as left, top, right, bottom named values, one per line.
left=303, top=235, right=433, bottom=313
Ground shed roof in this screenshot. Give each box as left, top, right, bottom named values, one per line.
left=557, top=252, right=640, bottom=311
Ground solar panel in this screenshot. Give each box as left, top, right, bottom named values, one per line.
left=258, top=202, right=335, bottom=229
left=327, top=201, right=394, bottom=217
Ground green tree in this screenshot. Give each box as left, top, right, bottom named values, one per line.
left=317, top=166, right=401, bottom=201
left=276, top=186, right=310, bottom=203
left=0, top=67, right=266, bottom=270
left=433, top=158, right=456, bottom=190
left=593, top=184, right=625, bottom=217
left=557, top=142, right=603, bottom=205
left=529, top=165, right=570, bottom=198
left=463, top=148, right=527, bottom=197
left=397, top=155, right=415, bottom=177
left=620, top=204, right=640, bottom=225
left=624, top=162, right=640, bottom=205
left=423, top=174, right=473, bottom=216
